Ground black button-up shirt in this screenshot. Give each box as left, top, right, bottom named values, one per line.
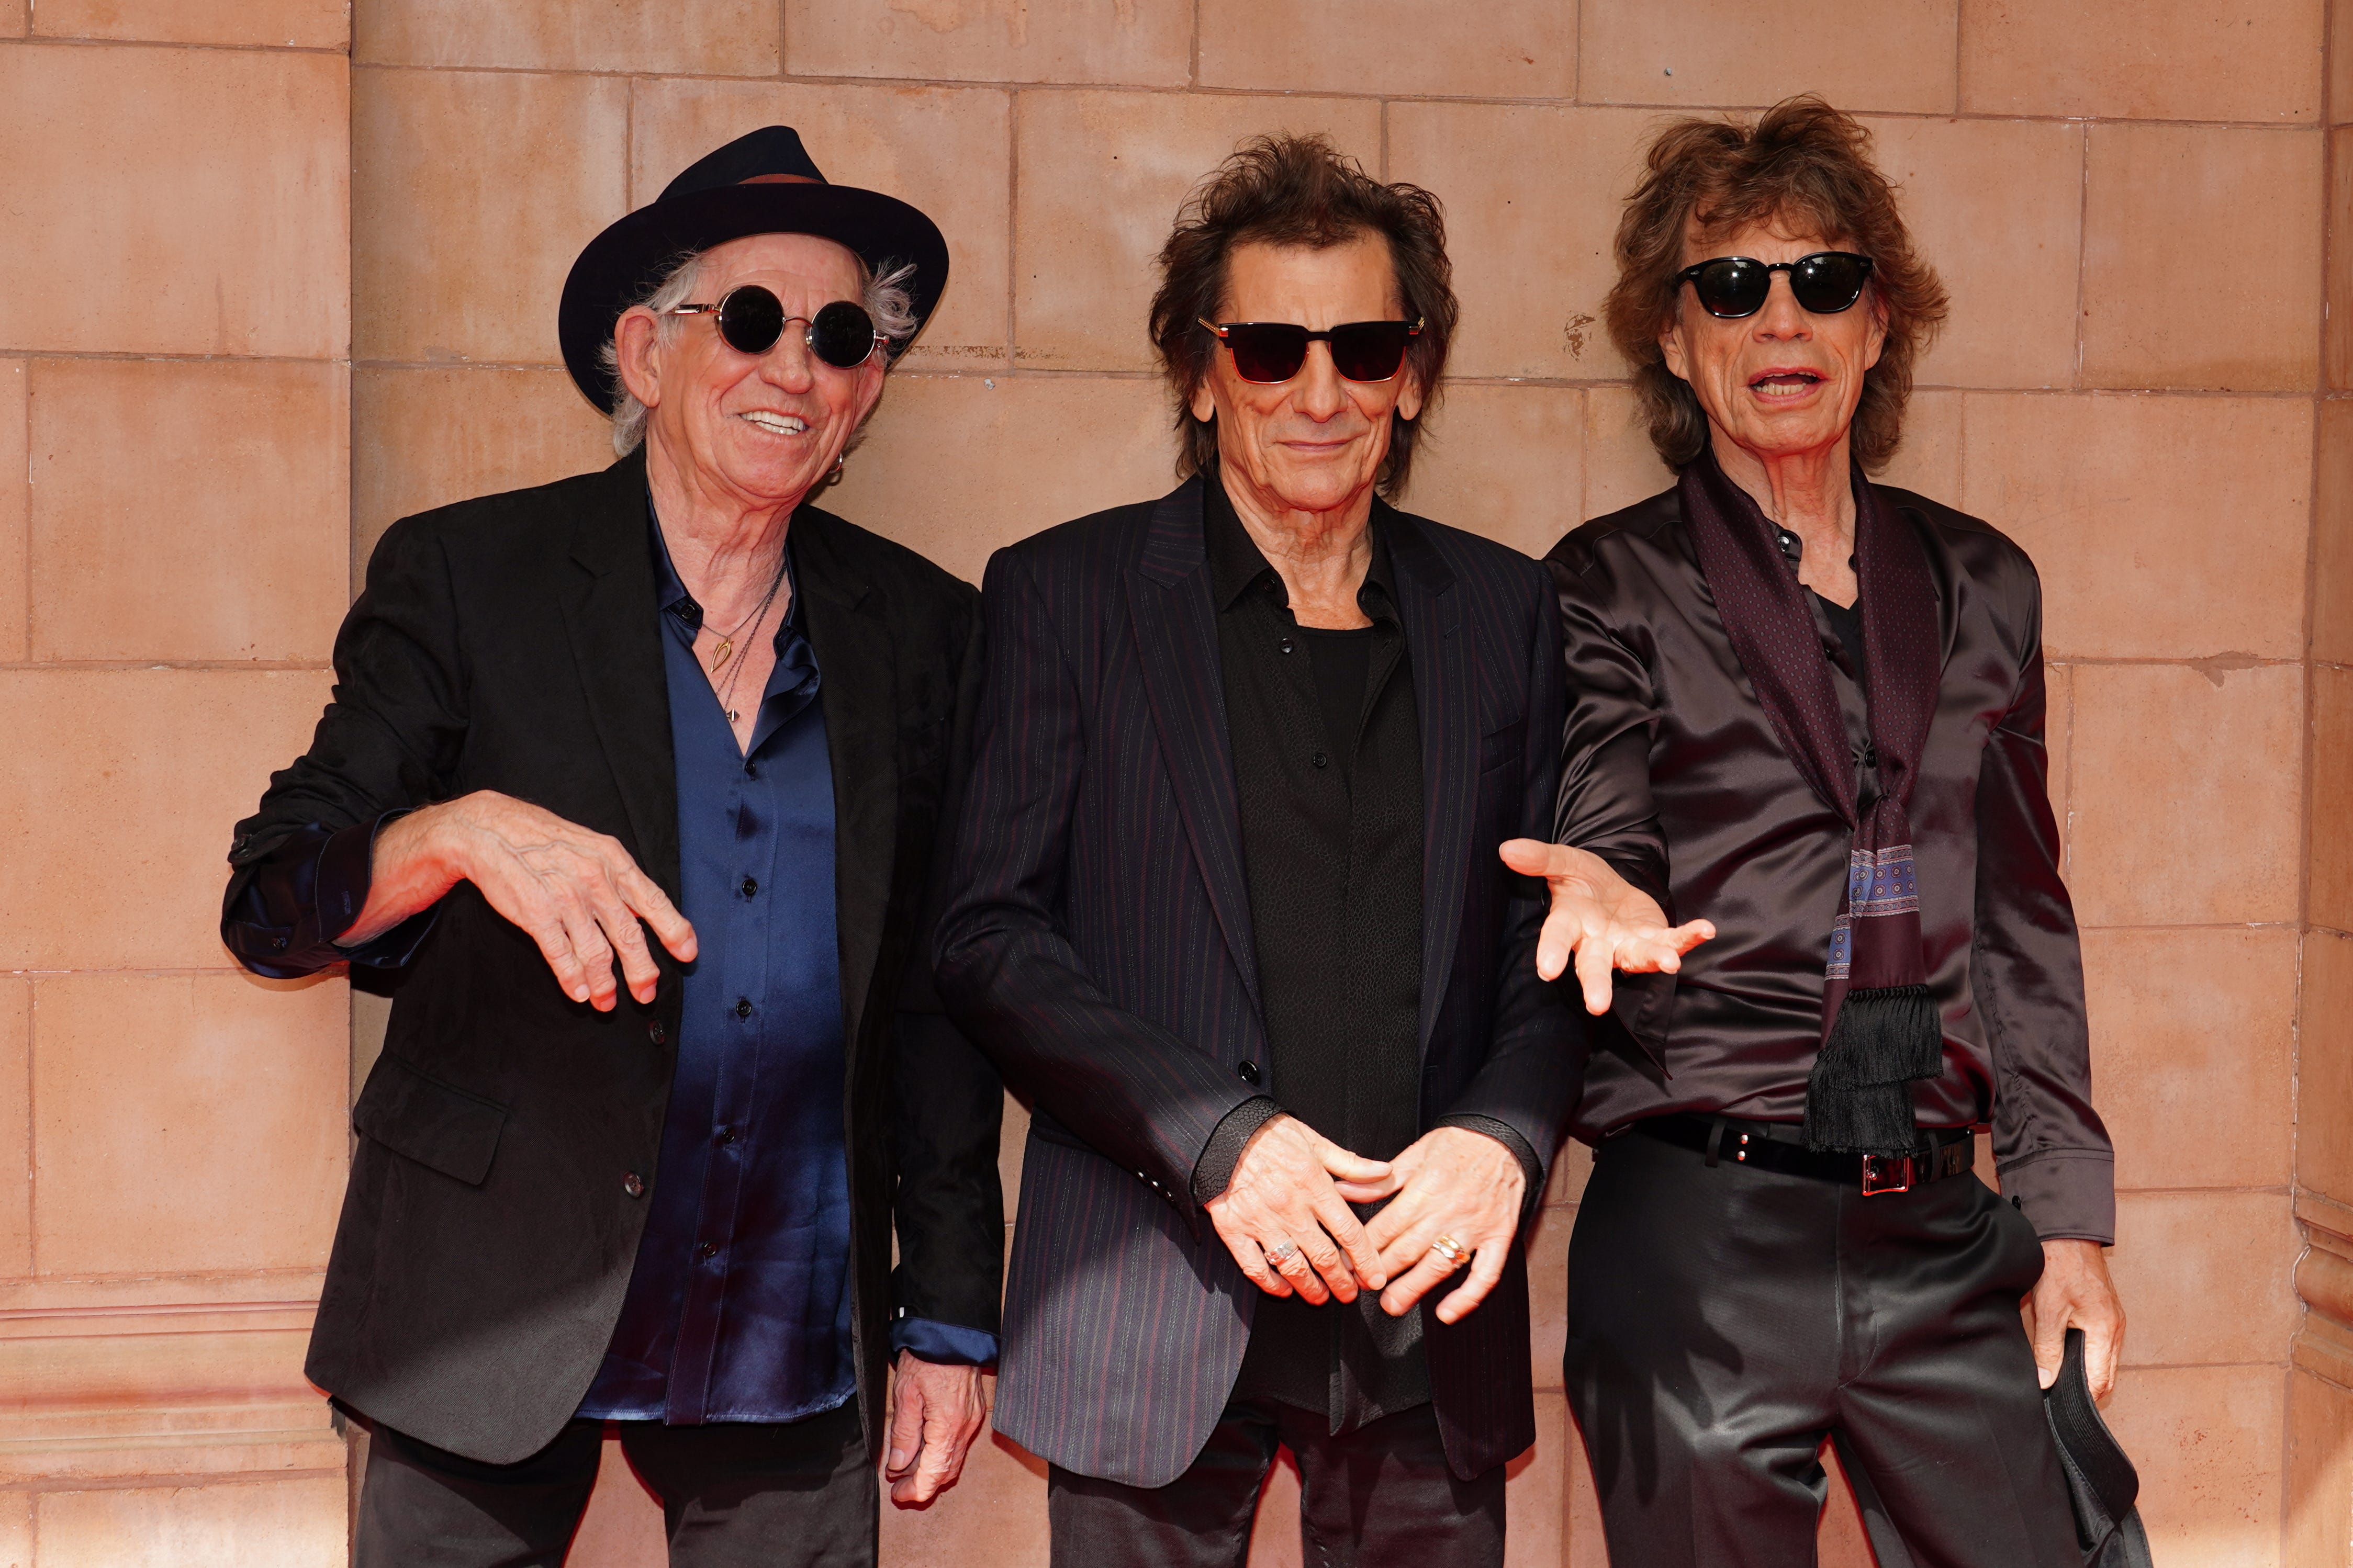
left=1193, top=475, right=1537, bottom=1431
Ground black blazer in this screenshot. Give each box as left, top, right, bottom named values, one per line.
left=223, top=450, right=1002, bottom=1464
left=933, top=477, right=1579, bottom=1487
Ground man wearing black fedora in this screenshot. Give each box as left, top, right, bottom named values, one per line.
left=221, top=127, right=1003, bottom=1565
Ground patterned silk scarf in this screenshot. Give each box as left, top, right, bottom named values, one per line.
left=1678, top=447, right=1945, bottom=1154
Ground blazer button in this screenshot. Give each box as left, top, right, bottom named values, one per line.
left=1236, top=1060, right=1261, bottom=1086
left=622, top=1172, right=646, bottom=1199
left=648, top=1022, right=666, bottom=1046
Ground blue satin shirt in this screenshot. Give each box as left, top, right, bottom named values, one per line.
left=577, top=509, right=994, bottom=1425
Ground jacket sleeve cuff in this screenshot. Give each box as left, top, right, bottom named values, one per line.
left=223, top=813, right=435, bottom=977
left=1435, top=1113, right=1547, bottom=1226
left=1191, top=1096, right=1283, bottom=1204
left=890, top=1314, right=1000, bottom=1368
left=1998, top=1149, right=2115, bottom=1245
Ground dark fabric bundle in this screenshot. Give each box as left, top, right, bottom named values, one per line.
left=1677, top=448, right=1945, bottom=1154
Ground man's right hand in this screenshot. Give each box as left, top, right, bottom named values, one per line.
left=337, top=790, right=697, bottom=1010
left=1204, top=1114, right=1393, bottom=1305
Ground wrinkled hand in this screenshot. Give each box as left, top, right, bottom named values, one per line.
left=1498, top=840, right=1714, bottom=1014
left=884, top=1352, right=991, bottom=1505
left=1357, top=1127, right=1525, bottom=1325
left=347, top=789, right=696, bottom=1010
left=1206, top=1114, right=1392, bottom=1305
left=2025, top=1239, right=2126, bottom=1402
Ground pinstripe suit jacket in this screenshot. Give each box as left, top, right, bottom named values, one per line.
left=935, top=475, right=1582, bottom=1486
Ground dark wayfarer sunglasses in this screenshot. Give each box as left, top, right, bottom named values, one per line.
left=1675, top=252, right=1875, bottom=320
left=1197, top=317, right=1424, bottom=385
left=668, top=286, right=886, bottom=368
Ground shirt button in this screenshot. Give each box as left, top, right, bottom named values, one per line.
left=741, top=876, right=758, bottom=898
left=1313, top=751, right=1329, bottom=769
left=622, top=1172, right=646, bottom=1199
left=1237, top=1060, right=1261, bottom=1086
left=1279, top=636, right=1295, bottom=655
left=734, top=997, right=753, bottom=1019
left=744, top=763, right=759, bottom=780
left=716, top=1126, right=738, bottom=1146
left=697, top=1240, right=720, bottom=1260
left=648, top=1022, right=667, bottom=1046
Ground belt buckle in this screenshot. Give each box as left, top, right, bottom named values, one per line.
left=1860, top=1153, right=1913, bottom=1196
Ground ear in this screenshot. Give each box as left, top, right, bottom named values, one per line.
left=1189, top=371, right=1218, bottom=424
left=1861, top=292, right=1890, bottom=373
left=613, top=308, right=663, bottom=410
left=1657, top=307, right=1692, bottom=383
left=1393, top=362, right=1426, bottom=423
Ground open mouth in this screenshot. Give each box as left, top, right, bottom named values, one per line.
left=737, top=410, right=809, bottom=437
left=1749, top=369, right=1824, bottom=398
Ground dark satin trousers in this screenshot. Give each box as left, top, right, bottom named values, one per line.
left=351, top=1402, right=875, bottom=1568
left=1047, top=1399, right=1504, bottom=1568
left=1564, top=1129, right=2082, bottom=1568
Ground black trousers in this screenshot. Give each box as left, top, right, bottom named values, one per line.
left=1047, top=1398, right=1504, bottom=1568
left=1564, top=1128, right=2081, bottom=1568
left=351, top=1401, right=875, bottom=1568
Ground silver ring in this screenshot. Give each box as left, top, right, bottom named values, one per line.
left=1266, top=1239, right=1299, bottom=1266
left=1429, top=1235, right=1467, bottom=1269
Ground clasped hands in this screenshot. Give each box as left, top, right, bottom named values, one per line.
left=1206, top=1115, right=1526, bottom=1325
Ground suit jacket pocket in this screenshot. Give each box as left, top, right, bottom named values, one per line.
left=1479, top=716, right=1527, bottom=774
left=352, top=1053, right=508, bottom=1187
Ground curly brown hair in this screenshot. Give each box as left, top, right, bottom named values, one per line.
left=1148, top=133, right=1458, bottom=497
left=1606, top=95, right=1948, bottom=473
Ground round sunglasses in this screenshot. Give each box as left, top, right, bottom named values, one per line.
left=1675, top=252, right=1874, bottom=319
left=667, top=286, right=886, bottom=368
left=1197, top=316, right=1424, bottom=385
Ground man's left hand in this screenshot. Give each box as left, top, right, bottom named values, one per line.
left=883, top=1351, right=992, bottom=1505
left=2025, top=1239, right=2126, bottom=1402
left=1352, top=1127, right=1527, bottom=1326
left=1498, top=840, right=1714, bottom=1014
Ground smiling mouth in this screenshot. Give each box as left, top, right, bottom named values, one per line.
left=737, top=411, right=809, bottom=436
left=1749, top=370, right=1824, bottom=398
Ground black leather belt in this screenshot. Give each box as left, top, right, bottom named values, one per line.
left=1632, top=1113, right=1975, bottom=1195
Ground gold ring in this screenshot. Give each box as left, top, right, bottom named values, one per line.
left=1430, top=1235, right=1467, bottom=1269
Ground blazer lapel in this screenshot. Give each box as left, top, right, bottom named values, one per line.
left=561, top=452, right=682, bottom=898
left=1125, top=477, right=1262, bottom=1010
left=794, top=509, right=898, bottom=1053
left=1388, top=509, right=1473, bottom=1057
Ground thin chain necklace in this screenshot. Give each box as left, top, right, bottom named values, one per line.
left=703, top=548, right=790, bottom=727
left=702, top=544, right=789, bottom=674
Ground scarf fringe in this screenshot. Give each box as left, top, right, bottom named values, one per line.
left=1803, top=983, right=1943, bottom=1154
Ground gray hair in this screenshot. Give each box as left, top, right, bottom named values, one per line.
left=600, top=251, right=920, bottom=457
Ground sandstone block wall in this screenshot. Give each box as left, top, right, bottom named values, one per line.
left=1, top=1, right=2348, bottom=1562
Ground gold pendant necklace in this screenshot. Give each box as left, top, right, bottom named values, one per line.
left=709, top=637, right=734, bottom=671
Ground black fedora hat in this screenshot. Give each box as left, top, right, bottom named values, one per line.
left=558, top=126, right=949, bottom=414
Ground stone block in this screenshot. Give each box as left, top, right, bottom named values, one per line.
left=0, top=44, right=347, bottom=358
left=2082, top=125, right=2322, bottom=392
left=1960, top=0, right=2322, bottom=121
left=30, top=358, right=348, bottom=662
left=1580, top=0, right=1959, bottom=113
left=357, top=0, right=777, bottom=73
left=1962, top=393, right=2312, bottom=660
left=32, top=0, right=346, bottom=47
left=786, top=0, right=1190, bottom=87
left=2065, top=661, right=2301, bottom=927
left=1198, top=0, right=1575, bottom=98
left=1404, top=385, right=1584, bottom=561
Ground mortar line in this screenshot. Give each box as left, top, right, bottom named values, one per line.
left=10, top=32, right=346, bottom=57
left=16, top=358, right=27, bottom=662
left=1571, top=0, right=1583, bottom=103
left=1005, top=91, right=1022, bottom=374
left=2072, top=124, right=2090, bottom=390
left=329, top=61, right=2333, bottom=132
left=17, top=981, right=30, bottom=1282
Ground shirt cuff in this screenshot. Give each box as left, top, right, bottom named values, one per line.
left=1191, top=1096, right=1284, bottom=1204
left=1997, top=1149, right=2115, bottom=1245
left=1435, top=1114, right=1547, bottom=1224
left=890, top=1316, right=999, bottom=1367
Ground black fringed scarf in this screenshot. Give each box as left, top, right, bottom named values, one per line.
left=1679, top=447, right=1945, bottom=1155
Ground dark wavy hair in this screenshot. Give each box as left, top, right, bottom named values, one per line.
left=1606, top=95, right=1948, bottom=473
left=1148, top=133, right=1458, bottom=497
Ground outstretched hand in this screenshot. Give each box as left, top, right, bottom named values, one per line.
left=1498, top=839, right=1713, bottom=1015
